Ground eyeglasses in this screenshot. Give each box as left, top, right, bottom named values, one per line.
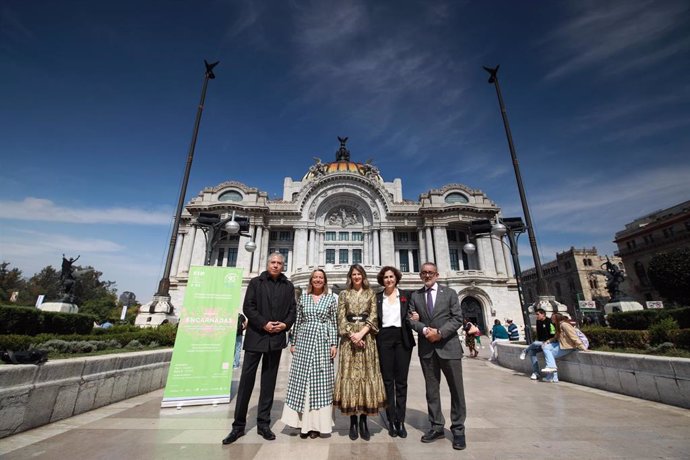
left=420, top=271, right=437, bottom=277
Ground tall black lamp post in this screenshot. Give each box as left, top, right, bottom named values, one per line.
left=136, top=60, right=219, bottom=325
left=483, top=65, right=550, bottom=300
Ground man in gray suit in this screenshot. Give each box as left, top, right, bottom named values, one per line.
left=408, top=262, right=466, bottom=450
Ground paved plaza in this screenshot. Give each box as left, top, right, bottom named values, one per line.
left=1, top=347, right=689, bottom=460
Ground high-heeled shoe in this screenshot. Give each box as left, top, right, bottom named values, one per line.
left=359, top=415, right=370, bottom=441
left=349, top=415, right=358, bottom=440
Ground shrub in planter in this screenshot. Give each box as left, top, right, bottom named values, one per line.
left=657, top=307, right=690, bottom=329
left=607, top=310, right=659, bottom=330
left=669, top=329, right=690, bottom=350
left=0, top=306, right=43, bottom=335
left=583, top=326, right=649, bottom=349
left=649, top=317, right=679, bottom=345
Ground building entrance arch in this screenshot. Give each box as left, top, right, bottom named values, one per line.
left=461, top=296, right=486, bottom=334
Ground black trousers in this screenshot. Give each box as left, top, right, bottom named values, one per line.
left=231, top=349, right=282, bottom=430
left=377, top=327, right=412, bottom=424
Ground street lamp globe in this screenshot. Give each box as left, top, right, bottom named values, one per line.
left=491, top=222, right=507, bottom=237
left=463, top=242, right=476, bottom=254
left=244, top=241, right=257, bottom=252
left=224, top=219, right=240, bottom=234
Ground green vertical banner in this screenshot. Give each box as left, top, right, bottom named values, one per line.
left=162, top=265, right=243, bottom=408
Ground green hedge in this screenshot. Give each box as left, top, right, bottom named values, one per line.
left=606, top=307, right=690, bottom=330
left=0, top=323, right=178, bottom=352
left=582, top=326, right=649, bottom=349
left=0, top=305, right=96, bottom=336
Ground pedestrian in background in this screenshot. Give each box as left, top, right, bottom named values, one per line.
left=489, top=319, right=509, bottom=361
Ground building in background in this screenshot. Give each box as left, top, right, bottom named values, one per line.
left=614, top=200, right=690, bottom=303
left=154, top=140, right=524, bottom=334
left=521, top=247, right=622, bottom=318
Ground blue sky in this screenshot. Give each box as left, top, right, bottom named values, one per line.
left=1, top=0, right=689, bottom=302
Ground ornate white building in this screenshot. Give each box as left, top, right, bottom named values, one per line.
left=139, top=139, right=523, bottom=332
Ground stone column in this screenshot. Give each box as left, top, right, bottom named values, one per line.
left=190, top=228, right=206, bottom=267
left=236, top=226, right=252, bottom=275
left=432, top=227, right=451, bottom=275
left=502, top=240, right=513, bottom=277
left=178, top=226, right=196, bottom=275
left=425, top=227, right=434, bottom=263
left=477, top=236, right=496, bottom=276
left=491, top=235, right=507, bottom=276
left=293, top=228, right=308, bottom=269
left=287, top=248, right=294, bottom=273
left=308, top=229, right=315, bottom=266
left=251, top=225, right=264, bottom=274
left=418, top=229, right=427, bottom=263
left=171, top=231, right=184, bottom=277
left=259, top=226, right=270, bottom=270
left=380, top=229, right=395, bottom=266
left=373, top=230, right=380, bottom=265
left=363, top=232, right=370, bottom=265
left=318, top=232, right=324, bottom=265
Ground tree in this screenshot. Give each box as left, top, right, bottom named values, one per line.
left=648, top=248, right=690, bottom=306
left=25, top=266, right=62, bottom=304
left=0, top=261, right=26, bottom=303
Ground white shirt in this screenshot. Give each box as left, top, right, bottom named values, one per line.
left=381, top=288, right=402, bottom=328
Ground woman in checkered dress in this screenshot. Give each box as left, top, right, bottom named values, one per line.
left=281, top=269, right=338, bottom=438
left=333, top=264, right=387, bottom=441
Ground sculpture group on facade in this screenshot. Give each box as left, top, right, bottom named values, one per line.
left=328, top=207, right=359, bottom=227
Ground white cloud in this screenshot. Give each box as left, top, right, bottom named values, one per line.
left=530, top=165, right=690, bottom=236
left=543, top=1, right=690, bottom=80
left=0, top=197, right=172, bottom=225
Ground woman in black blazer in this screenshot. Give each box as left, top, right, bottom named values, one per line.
left=376, top=266, right=415, bottom=438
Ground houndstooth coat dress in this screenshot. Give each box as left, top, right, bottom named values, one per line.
left=284, top=293, right=338, bottom=413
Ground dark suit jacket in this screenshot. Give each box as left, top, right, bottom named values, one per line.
left=408, top=284, right=463, bottom=359
left=242, top=271, right=297, bottom=352
left=376, top=289, right=415, bottom=350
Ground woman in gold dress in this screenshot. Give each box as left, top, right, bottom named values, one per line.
left=333, top=264, right=386, bottom=441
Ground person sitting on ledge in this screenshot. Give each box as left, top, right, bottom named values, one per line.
left=540, top=313, right=587, bottom=383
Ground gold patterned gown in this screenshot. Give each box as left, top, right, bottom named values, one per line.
left=332, top=289, right=387, bottom=415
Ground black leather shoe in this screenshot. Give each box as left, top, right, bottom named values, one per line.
left=388, top=422, right=398, bottom=438
left=397, top=422, right=407, bottom=438
left=359, top=418, right=370, bottom=441
left=257, top=426, right=276, bottom=441
left=309, top=431, right=320, bottom=439
left=221, top=429, right=245, bottom=445
left=349, top=423, right=358, bottom=440
left=420, top=429, right=444, bottom=443
left=299, top=432, right=309, bottom=439
left=452, top=435, right=467, bottom=450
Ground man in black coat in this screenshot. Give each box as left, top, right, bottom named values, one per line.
left=222, top=253, right=297, bottom=444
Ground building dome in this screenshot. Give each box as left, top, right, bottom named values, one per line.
left=302, top=137, right=382, bottom=181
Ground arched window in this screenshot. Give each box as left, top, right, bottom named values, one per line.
left=444, top=192, right=469, bottom=204
left=218, top=190, right=243, bottom=202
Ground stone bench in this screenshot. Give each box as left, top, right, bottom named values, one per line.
left=0, top=349, right=172, bottom=438
left=495, top=342, right=690, bottom=409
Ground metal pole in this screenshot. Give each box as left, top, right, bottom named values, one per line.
left=155, top=60, right=219, bottom=297
left=505, top=229, right=532, bottom=343
left=484, top=65, right=550, bottom=297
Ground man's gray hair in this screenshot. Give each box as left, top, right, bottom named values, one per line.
left=267, top=251, right=285, bottom=266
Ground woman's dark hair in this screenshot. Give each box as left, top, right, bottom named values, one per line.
left=377, top=266, right=402, bottom=286
left=494, top=319, right=501, bottom=325
left=307, top=269, right=329, bottom=295
left=346, top=264, right=370, bottom=290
